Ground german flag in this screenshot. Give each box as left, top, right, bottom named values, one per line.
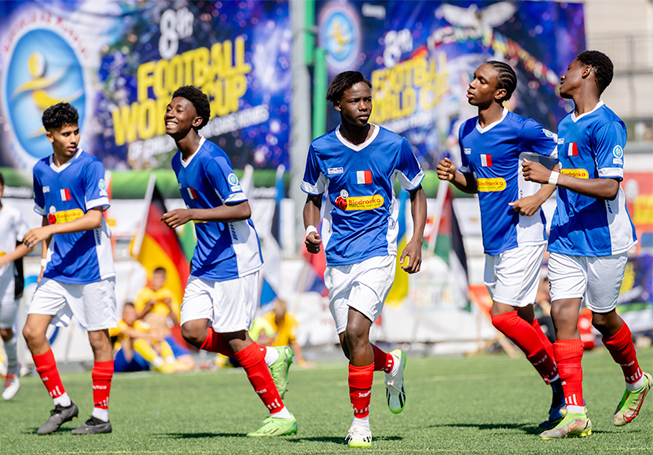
left=132, top=178, right=190, bottom=307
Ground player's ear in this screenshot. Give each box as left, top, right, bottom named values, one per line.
left=494, top=88, right=507, bottom=103
left=581, top=65, right=592, bottom=80
left=192, top=115, right=203, bottom=128
left=45, top=130, right=54, bottom=144
left=334, top=99, right=342, bottom=113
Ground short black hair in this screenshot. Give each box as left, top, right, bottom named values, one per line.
left=576, top=50, right=613, bottom=94
left=487, top=61, right=517, bottom=102
left=172, top=86, right=211, bottom=130
left=42, top=102, right=79, bottom=131
left=325, top=71, right=372, bottom=105
left=153, top=267, right=167, bottom=275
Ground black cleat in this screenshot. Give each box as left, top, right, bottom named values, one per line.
left=37, top=403, right=79, bottom=435
left=71, top=416, right=112, bottom=435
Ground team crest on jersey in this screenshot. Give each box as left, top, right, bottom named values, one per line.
left=542, top=129, right=558, bottom=141
left=227, top=173, right=239, bottom=186
left=98, top=179, right=108, bottom=197
left=613, top=145, right=624, bottom=159
left=328, top=167, right=344, bottom=175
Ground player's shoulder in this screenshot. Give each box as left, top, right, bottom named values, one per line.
left=310, top=128, right=339, bottom=151
left=33, top=155, right=52, bottom=174
left=199, top=139, right=230, bottom=164
left=374, top=124, right=408, bottom=146
left=594, top=104, right=626, bottom=129
left=459, top=117, right=478, bottom=137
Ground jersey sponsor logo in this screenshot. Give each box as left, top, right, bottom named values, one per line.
left=567, top=142, right=578, bottom=156
left=43, top=186, right=50, bottom=193
left=187, top=188, right=199, bottom=200
left=613, top=145, right=624, bottom=159
left=344, top=194, right=384, bottom=210
left=327, top=167, right=344, bottom=174
left=227, top=173, right=239, bottom=186
left=59, top=189, right=72, bottom=202
left=477, top=178, right=506, bottom=192
left=463, top=148, right=471, bottom=155
left=350, top=170, right=373, bottom=184
left=48, top=208, right=84, bottom=224
left=335, top=189, right=349, bottom=210
left=561, top=168, right=589, bottom=179
left=479, top=154, right=493, bottom=167
left=230, top=184, right=242, bottom=192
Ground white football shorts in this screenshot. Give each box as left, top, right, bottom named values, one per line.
left=28, top=278, right=117, bottom=331
left=484, top=243, right=546, bottom=307
left=324, top=255, right=396, bottom=334
left=0, top=271, right=17, bottom=329
left=548, top=252, right=628, bottom=313
left=180, top=271, right=260, bottom=333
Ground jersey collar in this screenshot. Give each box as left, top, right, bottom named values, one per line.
left=335, top=124, right=380, bottom=152
left=49, top=148, right=83, bottom=173
left=180, top=137, right=206, bottom=168
left=475, top=108, right=509, bottom=134
left=570, top=100, right=604, bottom=123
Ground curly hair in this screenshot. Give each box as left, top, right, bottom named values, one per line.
left=325, top=71, right=372, bottom=105
left=486, top=61, right=517, bottom=102
left=575, top=50, right=613, bottom=94
left=172, top=86, right=211, bottom=130
left=42, top=103, right=79, bottom=131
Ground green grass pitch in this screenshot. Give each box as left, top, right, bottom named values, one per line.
left=1, top=347, right=651, bottom=454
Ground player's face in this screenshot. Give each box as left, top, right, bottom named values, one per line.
left=151, top=272, right=166, bottom=291
left=467, top=63, right=503, bottom=107
left=165, top=97, right=202, bottom=136
left=335, top=82, right=372, bottom=127
left=559, top=59, right=585, bottom=99
left=46, top=123, right=79, bottom=159
left=123, top=306, right=137, bottom=325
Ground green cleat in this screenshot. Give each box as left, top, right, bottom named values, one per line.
left=613, top=372, right=652, bottom=426
left=247, top=415, right=298, bottom=437
left=539, top=413, right=591, bottom=440
left=269, top=346, right=294, bottom=399
left=346, top=424, right=372, bottom=448
left=385, top=349, right=406, bottom=414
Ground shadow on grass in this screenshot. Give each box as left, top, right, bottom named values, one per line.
left=161, top=432, right=245, bottom=439
left=288, top=436, right=402, bottom=444
left=426, top=422, right=543, bottom=435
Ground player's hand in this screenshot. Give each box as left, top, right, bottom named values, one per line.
left=161, top=209, right=192, bottom=229
left=23, top=226, right=52, bottom=248
left=400, top=239, right=422, bottom=274
left=305, top=232, right=322, bottom=254
left=508, top=195, right=542, bottom=216
left=522, top=159, right=550, bottom=184
left=0, top=256, right=9, bottom=269
left=436, top=158, right=457, bottom=181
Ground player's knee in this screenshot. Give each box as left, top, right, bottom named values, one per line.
left=591, top=310, right=619, bottom=334
left=181, top=323, right=204, bottom=346
left=22, top=323, right=43, bottom=345
left=0, top=327, right=12, bottom=341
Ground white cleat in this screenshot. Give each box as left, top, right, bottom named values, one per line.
left=385, top=349, right=406, bottom=414
left=2, top=375, right=20, bottom=400
left=346, top=424, right=372, bottom=448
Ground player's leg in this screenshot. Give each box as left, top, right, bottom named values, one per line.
left=585, top=253, right=650, bottom=426
left=0, top=298, right=20, bottom=400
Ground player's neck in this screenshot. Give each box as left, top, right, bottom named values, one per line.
left=52, top=151, right=75, bottom=167
left=572, top=91, right=601, bottom=117
left=477, top=103, right=504, bottom=128
left=175, top=130, right=202, bottom=161
left=339, top=122, right=373, bottom=146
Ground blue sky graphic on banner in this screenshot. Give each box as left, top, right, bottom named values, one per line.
left=0, top=1, right=291, bottom=171
left=316, top=0, right=585, bottom=170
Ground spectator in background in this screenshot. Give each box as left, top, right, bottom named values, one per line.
left=134, top=267, right=194, bottom=371
left=261, top=299, right=315, bottom=369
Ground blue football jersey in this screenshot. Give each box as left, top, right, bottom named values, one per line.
left=301, top=124, right=424, bottom=266
left=33, top=150, right=115, bottom=284
left=171, top=138, right=263, bottom=281
left=458, top=109, right=558, bottom=255
left=548, top=102, right=637, bottom=257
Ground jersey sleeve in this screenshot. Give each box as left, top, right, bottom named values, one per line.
left=594, top=121, right=626, bottom=180
left=133, top=288, right=150, bottom=313
left=204, top=156, right=248, bottom=204
left=300, top=145, right=327, bottom=195
left=33, top=170, right=46, bottom=216
left=395, top=138, right=424, bottom=191
left=458, top=129, right=472, bottom=175
left=84, top=160, right=110, bottom=211
left=519, top=119, right=559, bottom=159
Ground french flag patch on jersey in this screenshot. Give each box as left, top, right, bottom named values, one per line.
left=350, top=170, right=373, bottom=184
left=567, top=143, right=578, bottom=156
left=480, top=154, right=493, bottom=167
left=59, top=189, right=71, bottom=201
left=187, top=188, right=199, bottom=199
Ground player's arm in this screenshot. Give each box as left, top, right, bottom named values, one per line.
left=161, top=201, right=251, bottom=230
left=509, top=162, right=559, bottom=216
left=400, top=186, right=426, bottom=274
left=23, top=207, right=103, bottom=248
left=303, top=194, right=322, bottom=254
left=522, top=160, right=619, bottom=200
left=0, top=244, right=32, bottom=269
left=436, top=158, right=477, bottom=193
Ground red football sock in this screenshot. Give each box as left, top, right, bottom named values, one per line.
left=372, top=344, right=394, bottom=373
left=492, top=311, right=558, bottom=383
left=92, top=360, right=114, bottom=410
left=349, top=363, right=374, bottom=418
left=602, top=323, right=643, bottom=384
left=532, top=318, right=556, bottom=363
left=33, top=349, right=66, bottom=399
left=234, top=342, right=284, bottom=413
left=554, top=339, right=584, bottom=408
left=200, top=328, right=232, bottom=357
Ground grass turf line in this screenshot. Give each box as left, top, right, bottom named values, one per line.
left=0, top=347, right=651, bottom=454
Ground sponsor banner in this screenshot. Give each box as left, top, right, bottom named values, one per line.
left=476, top=177, right=506, bottom=192
left=0, top=1, right=291, bottom=172
left=316, top=0, right=585, bottom=169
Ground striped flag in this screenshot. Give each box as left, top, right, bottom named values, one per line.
left=186, top=188, right=199, bottom=200
left=480, top=154, right=493, bottom=167
left=567, top=143, right=578, bottom=156
left=350, top=170, right=373, bottom=184
left=59, top=188, right=71, bottom=201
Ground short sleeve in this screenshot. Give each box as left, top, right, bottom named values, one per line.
left=300, top=145, right=327, bottom=195
left=33, top=171, right=46, bottom=216
left=458, top=130, right=472, bottom=175
left=594, top=122, right=626, bottom=180
left=519, top=119, right=559, bottom=159
left=133, top=288, right=150, bottom=313
left=204, top=156, right=248, bottom=204
left=84, top=160, right=110, bottom=211
left=395, top=138, right=424, bottom=190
